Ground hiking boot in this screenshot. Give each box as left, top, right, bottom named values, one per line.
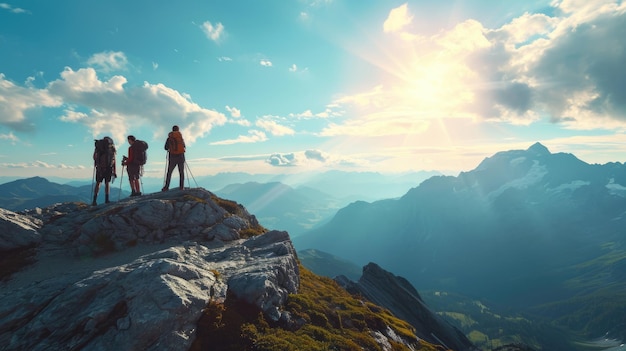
left=161, top=187, right=168, bottom=192
left=92, top=200, right=97, bottom=206
left=105, top=200, right=110, bottom=203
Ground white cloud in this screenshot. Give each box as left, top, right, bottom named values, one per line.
left=226, top=105, right=241, bottom=118
left=0, top=3, right=29, bottom=14
left=202, top=21, right=225, bottom=42
left=87, top=51, right=128, bottom=73
left=0, top=132, right=19, bottom=143
left=266, top=152, right=298, bottom=167
left=289, top=108, right=340, bottom=119
left=59, top=109, right=88, bottom=122
left=289, top=63, right=309, bottom=73
left=265, top=149, right=368, bottom=168
left=43, top=67, right=227, bottom=144
left=256, top=118, right=295, bottom=136
left=260, top=60, right=273, bottom=67
left=0, top=73, right=62, bottom=130
left=218, top=56, right=232, bottom=62
left=327, top=0, right=626, bottom=141
left=0, top=160, right=85, bottom=170
left=210, top=130, right=267, bottom=145
left=152, top=62, right=159, bottom=70
left=383, top=3, right=413, bottom=33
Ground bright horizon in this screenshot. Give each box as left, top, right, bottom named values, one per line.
left=1, top=0, right=625, bottom=180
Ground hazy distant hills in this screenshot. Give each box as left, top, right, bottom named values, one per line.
left=0, top=177, right=93, bottom=211
left=293, top=142, right=626, bottom=342
left=214, top=182, right=342, bottom=236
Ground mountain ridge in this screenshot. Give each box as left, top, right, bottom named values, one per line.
left=293, top=142, right=626, bottom=349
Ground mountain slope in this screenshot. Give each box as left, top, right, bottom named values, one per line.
left=293, top=142, right=626, bottom=345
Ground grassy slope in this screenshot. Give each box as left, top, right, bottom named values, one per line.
left=190, top=265, right=446, bottom=351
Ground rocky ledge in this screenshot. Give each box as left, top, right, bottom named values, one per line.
left=0, top=188, right=299, bottom=351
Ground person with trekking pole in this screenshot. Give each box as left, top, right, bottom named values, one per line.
left=162, top=125, right=186, bottom=191
left=122, top=135, right=143, bottom=196
left=92, top=136, right=117, bottom=206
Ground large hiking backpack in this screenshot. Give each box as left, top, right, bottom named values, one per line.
left=133, top=140, right=149, bottom=165
left=167, top=131, right=185, bottom=154
left=94, top=137, right=115, bottom=169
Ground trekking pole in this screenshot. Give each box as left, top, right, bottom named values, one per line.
left=90, top=165, right=96, bottom=201
left=184, top=160, right=198, bottom=188
left=118, top=165, right=125, bottom=201
left=163, top=152, right=169, bottom=188
left=140, top=165, right=144, bottom=194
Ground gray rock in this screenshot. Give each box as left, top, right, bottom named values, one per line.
left=337, top=262, right=478, bottom=351
left=0, top=208, right=42, bottom=251
left=0, top=188, right=300, bottom=351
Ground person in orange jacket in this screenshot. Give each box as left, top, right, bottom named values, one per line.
left=162, top=125, right=186, bottom=191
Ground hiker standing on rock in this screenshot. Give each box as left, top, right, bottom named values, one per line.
left=122, top=135, right=142, bottom=196
left=162, top=125, right=186, bottom=191
left=92, top=136, right=117, bottom=205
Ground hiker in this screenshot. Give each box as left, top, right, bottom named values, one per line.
left=92, top=136, right=117, bottom=205
left=122, top=135, right=143, bottom=196
left=162, top=125, right=186, bottom=191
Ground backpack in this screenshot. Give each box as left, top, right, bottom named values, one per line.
left=133, top=140, right=149, bottom=165
left=166, top=131, right=185, bottom=154
left=94, top=137, right=115, bottom=169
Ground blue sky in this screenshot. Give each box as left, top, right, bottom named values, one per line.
left=1, top=0, right=625, bottom=180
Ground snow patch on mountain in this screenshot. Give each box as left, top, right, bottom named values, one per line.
left=488, top=160, right=547, bottom=199
left=606, top=178, right=626, bottom=197
left=548, top=180, right=591, bottom=193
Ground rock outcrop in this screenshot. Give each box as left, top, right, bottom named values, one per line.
left=0, top=188, right=299, bottom=351
left=337, top=262, right=477, bottom=351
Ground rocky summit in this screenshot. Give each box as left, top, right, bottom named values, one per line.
left=0, top=188, right=300, bottom=351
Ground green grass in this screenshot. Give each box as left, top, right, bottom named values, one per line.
left=190, top=265, right=444, bottom=351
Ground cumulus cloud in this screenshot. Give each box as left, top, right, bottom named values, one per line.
left=0, top=73, right=62, bottom=130
left=260, top=60, right=273, bottom=67
left=87, top=51, right=128, bottom=73
left=39, top=67, right=226, bottom=143
left=210, top=130, right=267, bottom=145
left=226, top=105, right=241, bottom=118
left=266, top=152, right=297, bottom=167
left=383, top=3, right=413, bottom=33
left=256, top=118, right=295, bottom=136
left=265, top=149, right=367, bottom=168
left=202, top=21, right=225, bottom=42
left=328, top=0, right=626, bottom=139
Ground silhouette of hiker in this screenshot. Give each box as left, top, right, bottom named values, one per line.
left=122, top=135, right=142, bottom=196
left=93, top=136, right=116, bottom=205
left=162, top=125, right=186, bottom=191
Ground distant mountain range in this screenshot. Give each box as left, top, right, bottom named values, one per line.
left=293, top=142, right=626, bottom=348
left=0, top=176, right=132, bottom=211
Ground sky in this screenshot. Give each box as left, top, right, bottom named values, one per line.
left=1, top=0, right=626, bottom=181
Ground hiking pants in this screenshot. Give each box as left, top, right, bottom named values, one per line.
left=165, top=153, right=185, bottom=189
